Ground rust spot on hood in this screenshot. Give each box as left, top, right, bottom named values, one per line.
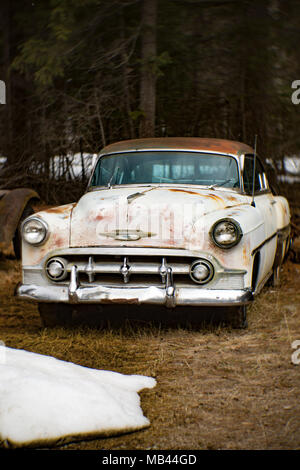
left=95, top=214, right=104, bottom=221
left=45, top=204, right=74, bottom=214
left=52, top=234, right=65, bottom=247
left=206, top=193, right=225, bottom=204
left=243, top=245, right=248, bottom=263
left=168, top=189, right=234, bottom=205
left=226, top=195, right=239, bottom=203
left=167, top=189, right=226, bottom=203
left=168, top=188, right=198, bottom=195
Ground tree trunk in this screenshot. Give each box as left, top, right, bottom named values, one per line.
left=139, top=0, right=157, bottom=138
left=1, top=0, right=13, bottom=159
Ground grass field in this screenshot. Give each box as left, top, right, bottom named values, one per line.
left=0, top=254, right=300, bottom=450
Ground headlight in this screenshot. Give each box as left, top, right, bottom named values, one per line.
left=46, top=257, right=67, bottom=281
left=190, top=259, right=214, bottom=284
left=22, top=217, right=48, bottom=245
left=210, top=219, right=242, bottom=249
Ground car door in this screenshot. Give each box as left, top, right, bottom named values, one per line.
left=243, top=154, right=278, bottom=287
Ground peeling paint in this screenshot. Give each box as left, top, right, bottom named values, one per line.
left=44, top=204, right=74, bottom=214
left=168, top=189, right=199, bottom=196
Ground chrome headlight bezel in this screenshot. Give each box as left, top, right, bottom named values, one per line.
left=189, top=259, right=214, bottom=284
left=46, top=257, right=68, bottom=281
left=210, top=218, right=243, bottom=249
left=21, top=217, right=49, bottom=246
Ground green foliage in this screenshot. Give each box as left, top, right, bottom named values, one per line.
left=139, top=51, right=172, bottom=78
left=12, top=0, right=100, bottom=85
left=12, top=38, right=67, bottom=85
left=129, top=110, right=145, bottom=122
left=1, top=0, right=300, bottom=186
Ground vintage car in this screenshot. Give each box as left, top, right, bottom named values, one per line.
left=16, top=138, right=291, bottom=327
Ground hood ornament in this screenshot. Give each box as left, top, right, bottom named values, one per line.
left=99, top=229, right=155, bottom=241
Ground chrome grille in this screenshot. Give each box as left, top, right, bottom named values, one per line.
left=42, top=254, right=244, bottom=289
left=46, top=255, right=195, bottom=287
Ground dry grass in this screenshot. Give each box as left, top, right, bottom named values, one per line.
left=0, top=254, right=300, bottom=450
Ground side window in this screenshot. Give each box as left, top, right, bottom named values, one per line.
left=243, top=155, right=268, bottom=194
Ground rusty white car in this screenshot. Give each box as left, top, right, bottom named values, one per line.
left=16, top=138, right=291, bottom=327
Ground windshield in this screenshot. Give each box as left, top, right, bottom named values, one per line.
left=90, top=151, right=240, bottom=188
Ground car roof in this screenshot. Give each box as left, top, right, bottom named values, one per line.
left=100, top=137, right=254, bottom=157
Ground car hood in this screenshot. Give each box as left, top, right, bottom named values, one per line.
left=70, top=186, right=246, bottom=249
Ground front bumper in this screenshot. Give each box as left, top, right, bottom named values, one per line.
left=16, top=282, right=253, bottom=308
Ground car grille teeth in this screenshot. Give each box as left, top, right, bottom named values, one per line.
left=86, top=256, right=94, bottom=283
left=120, top=257, right=130, bottom=283
left=159, top=257, right=168, bottom=284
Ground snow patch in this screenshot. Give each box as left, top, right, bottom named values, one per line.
left=0, top=347, right=156, bottom=448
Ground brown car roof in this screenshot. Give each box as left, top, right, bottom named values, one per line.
left=100, top=137, right=254, bottom=156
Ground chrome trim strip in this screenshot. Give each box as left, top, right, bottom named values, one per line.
left=41, top=246, right=249, bottom=266
left=99, top=148, right=241, bottom=157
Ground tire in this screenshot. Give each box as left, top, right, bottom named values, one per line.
left=13, top=203, right=34, bottom=259
left=270, top=265, right=280, bottom=288
left=227, top=305, right=248, bottom=329
left=38, top=303, right=73, bottom=327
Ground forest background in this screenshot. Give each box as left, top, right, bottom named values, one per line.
left=1, top=0, right=300, bottom=204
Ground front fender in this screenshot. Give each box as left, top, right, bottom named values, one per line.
left=199, top=204, right=265, bottom=253
left=198, top=204, right=265, bottom=288
left=21, top=203, right=75, bottom=266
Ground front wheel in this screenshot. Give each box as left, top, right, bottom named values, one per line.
left=270, top=265, right=280, bottom=288
left=38, top=303, right=73, bottom=327
left=227, top=305, right=248, bottom=329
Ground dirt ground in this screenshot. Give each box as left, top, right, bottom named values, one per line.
left=0, top=252, right=300, bottom=450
